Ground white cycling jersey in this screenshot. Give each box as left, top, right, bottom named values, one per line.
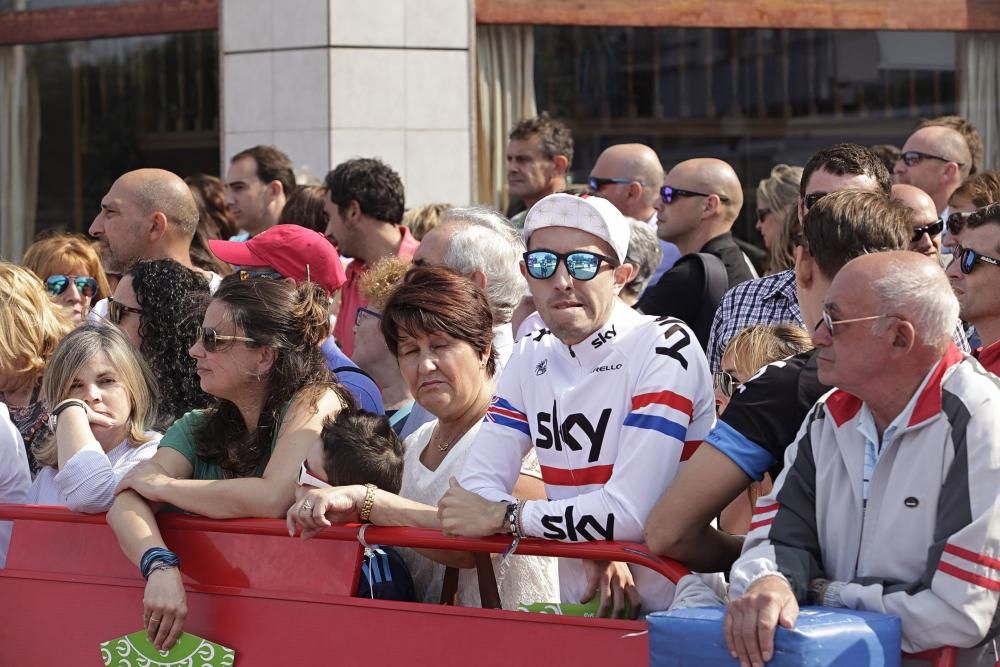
left=459, top=300, right=716, bottom=610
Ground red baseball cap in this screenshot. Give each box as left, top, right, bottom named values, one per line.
left=209, top=225, right=346, bottom=295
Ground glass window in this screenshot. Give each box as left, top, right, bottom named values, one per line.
left=534, top=26, right=960, bottom=241
left=18, top=30, right=218, bottom=237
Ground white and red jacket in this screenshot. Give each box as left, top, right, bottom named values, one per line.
left=459, top=301, right=716, bottom=609
left=731, top=347, right=1000, bottom=657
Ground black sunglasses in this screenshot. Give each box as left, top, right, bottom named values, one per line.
left=803, top=192, right=829, bottom=210
left=108, top=296, right=142, bottom=324
left=911, top=218, right=944, bottom=243
left=523, top=250, right=618, bottom=281
left=954, top=244, right=1000, bottom=275
left=46, top=274, right=97, bottom=298
left=660, top=186, right=730, bottom=205
left=714, top=370, right=740, bottom=399
left=196, top=326, right=257, bottom=352
left=588, top=176, right=635, bottom=191
left=898, top=150, right=963, bottom=168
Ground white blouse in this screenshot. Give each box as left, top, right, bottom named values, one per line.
left=28, top=432, right=161, bottom=513
left=397, top=420, right=559, bottom=609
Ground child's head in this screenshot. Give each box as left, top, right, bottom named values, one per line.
left=298, top=409, right=405, bottom=497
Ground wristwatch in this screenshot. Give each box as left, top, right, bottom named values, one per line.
left=47, top=399, right=87, bottom=434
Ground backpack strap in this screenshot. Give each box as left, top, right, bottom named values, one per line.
left=691, top=252, right=730, bottom=350
left=331, top=365, right=375, bottom=383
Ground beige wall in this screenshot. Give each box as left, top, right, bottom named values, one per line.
left=220, top=0, right=474, bottom=206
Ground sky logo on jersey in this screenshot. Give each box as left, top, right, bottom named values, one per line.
left=540, top=507, right=615, bottom=541
left=623, top=390, right=692, bottom=443
left=535, top=401, right=612, bottom=463
left=486, top=396, right=531, bottom=436
left=591, top=324, right=617, bottom=349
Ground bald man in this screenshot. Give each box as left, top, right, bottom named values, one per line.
left=892, top=183, right=943, bottom=259
left=895, top=124, right=973, bottom=216
left=637, top=158, right=754, bottom=346
left=588, top=143, right=681, bottom=284
left=727, top=251, right=1000, bottom=666
left=89, top=169, right=221, bottom=320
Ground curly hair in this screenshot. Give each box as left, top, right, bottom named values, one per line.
left=195, top=277, right=355, bottom=477
left=358, top=256, right=410, bottom=310
left=324, top=158, right=405, bottom=224
left=126, top=259, right=213, bottom=424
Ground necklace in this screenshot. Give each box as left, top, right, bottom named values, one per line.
left=434, top=425, right=464, bottom=452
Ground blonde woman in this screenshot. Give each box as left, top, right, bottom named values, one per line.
left=755, top=164, right=803, bottom=274
left=715, top=323, right=812, bottom=535
left=0, top=262, right=73, bottom=472
left=28, top=323, right=161, bottom=512
left=22, top=234, right=111, bottom=324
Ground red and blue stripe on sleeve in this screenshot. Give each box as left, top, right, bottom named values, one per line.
left=485, top=396, right=531, bottom=436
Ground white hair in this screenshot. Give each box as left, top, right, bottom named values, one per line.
left=440, top=206, right=527, bottom=325
left=623, top=218, right=663, bottom=299
left=870, top=258, right=959, bottom=348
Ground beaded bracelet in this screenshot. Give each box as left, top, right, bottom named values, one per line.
left=502, top=500, right=521, bottom=562
left=140, top=547, right=181, bottom=580
left=359, top=483, right=377, bottom=522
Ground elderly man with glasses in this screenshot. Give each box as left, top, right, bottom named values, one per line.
left=438, top=192, right=719, bottom=617
left=726, top=250, right=1000, bottom=667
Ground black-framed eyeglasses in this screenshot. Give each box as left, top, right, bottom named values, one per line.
left=196, top=326, right=257, bottom=352
left=588, top=176, right=635, bottom=191
left=953, top=244, right=1000, bottom=275
left=946, top=210, right=974, bottom=236
left=714, top=370, right=741, bottom=398
left=911, top=218, right=944, bottom=243
left=354, top=306, right=382, bottom=327
left=803, top=192, right=829, bottom=210
left=523, top=250, right=618, bottom=281
left=238, top=269, right=284, bottom=281
left=755, top=208, right=772, bottom=224
left=45, top=274, right=98, bottom=298
left=660, top=186, right=730, bottom=205
left=820, top=309, right=895, bottom=337
left=108, top=296, right=142, bottom=325
left=898, top=150, right=963, bottom=168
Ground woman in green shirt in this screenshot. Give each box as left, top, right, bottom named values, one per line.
left=107, top=276, right=353, bottom=651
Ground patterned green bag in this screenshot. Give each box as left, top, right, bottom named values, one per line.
left=100, top=630, right=235, bottom=666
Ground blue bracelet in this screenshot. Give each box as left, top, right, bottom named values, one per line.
left=140, top=547, right=180, bottom=580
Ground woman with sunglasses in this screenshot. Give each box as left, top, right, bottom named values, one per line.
left=28, top=323, right=161, bottom=511
left=754, top=164, right=803, bottom=275
left=110, top=259, right=212, bottom=424
left=107, top=276, right=354, bottom=651
left=22, top=234, right=111, bottom=324
left=288, top=266, right=557, bottom=609
left=714, top=323, right=812, bottom=536
left=0, top=262, right=72, bottom=473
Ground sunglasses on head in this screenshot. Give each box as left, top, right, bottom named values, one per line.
left=238, top=269, right=285, bottom=281
left=588, top=176, right=635, bottom=191
left=953, top=244, right=1000, bottom=275
left=196, top=326, right=257, bottom=352
left=714, top=370, right=740, bottom=398
left=46, top=274, right=97, bottom=298
left=803, top=192, right=829, bottom=210
left=911, top=218, right=944, bottom=243
left=898, top=150, right=963, bottom=168
left=108, top=296, right=142, bottom=324
left=947, top=210, right=974, bottom=236
left=523, top=249, right=618, bottom=281
left=660, top=186, right=730, bottom=205
left=298, top=459, right=332, bottom=489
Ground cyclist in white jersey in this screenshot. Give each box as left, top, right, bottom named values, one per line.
left=439, top=192, right=717, bottom=614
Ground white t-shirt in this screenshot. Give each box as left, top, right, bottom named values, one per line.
left=28, top=432, right=160, bottom=513
left=0, top=403, right=31, bottom=568
left=397, top=420, right=558, bottom=608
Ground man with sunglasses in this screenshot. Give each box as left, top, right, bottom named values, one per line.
left=208, top=224, right=384, bottom=415
left=587, top=144, right=681, bottom=285
left=726, top=251, right=1000, bottom=666
left=646, top=190, right=911, bottom=572
left=891, top=183, right=944, bottom=260
left=439, top=192, right=718, bottom=616
left=706, top=143, right=893, bottom=375
left=895, top=121, right=975, bottom=217
left=946, top=203, right=1000, bottom=374
left=637, top=158, right=754, bottom=346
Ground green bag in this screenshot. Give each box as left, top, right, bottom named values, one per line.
left=517, top=597, right=601, bottom=617
left=100, top=630, right=235, bottom=666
